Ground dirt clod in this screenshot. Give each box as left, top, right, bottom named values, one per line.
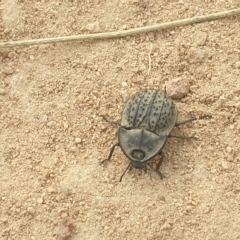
left=187, top=47, right=208, bottom=63
left=165, top=77, right=190, bottom=99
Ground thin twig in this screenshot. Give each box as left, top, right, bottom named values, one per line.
left=0, top=8, right=240, bottom=48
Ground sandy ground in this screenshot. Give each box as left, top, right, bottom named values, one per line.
left=1, top=1, right=240, bottom=239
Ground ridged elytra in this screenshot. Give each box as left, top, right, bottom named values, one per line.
left=101, top=89, right=196, bottom=181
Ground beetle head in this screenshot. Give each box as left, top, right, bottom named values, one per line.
left=118, top=127, right=167, bottom=168
left=131, top=149, right=146, bottom=168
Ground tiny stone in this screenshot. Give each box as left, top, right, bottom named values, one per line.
left=8, top=52, right=14, bottom=58
left=37, top=198, right=43, bottom=204
left=3, top=67, right=14, bottom=75
left=100, top=123, right=107, bottom=131
left=235, top=61, right=240, bottom=69
left=47, top=187, right=57, bottom=193
left=122, top=82, right=128, bottom=87
left=187, top=47, right=207, bottom=63
left=54, top=158, right=59, bottom=165
left=27, top=206, right=36, bottom=215
left=30, top=55, right=34, bottom=60
left=47, top=121, right=56, bottom=128
left=63, top=122, right=69, bottom=130
left=55, top=196, right=61, bottom=201
left=2, top=218, right=8, bottom=223
left=75, top=137, right=82, bottom=144
left=222, top=161, right=228, bottom=169
left=4, top=28, right=10, bottom=34
left=193, top=31, right=208, bottom=46
left=191, top=200, right=197, bottom=206
left=186, top=205, right=192, bottom=211
left=0, top=89, right=6, bottom=95
left=147, top=32, right=155, bottom=41
left=86, top=21, right=101, bottom=32
left=69, top=146, right=77, bottom=152
left=226, top=146, right=232, bottom=153
left=114, top=212, right=121, bottom=219
left=165, top=77, right=190, bottom=99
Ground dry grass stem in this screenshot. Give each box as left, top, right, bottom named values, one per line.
left=0, top=8, right=239, bottom=48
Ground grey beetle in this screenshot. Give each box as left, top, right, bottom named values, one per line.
left=101, top=89, right=196, bottom=181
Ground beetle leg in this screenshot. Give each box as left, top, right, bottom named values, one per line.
left=147, top=163, right=163, bottom=179
left=146, top=152, right=164, bottom=179
left=175, top=117, right=197, bottom=127
left=168, top=134, right=197, bottom=140
left=100, top=115, right=120, bottom=126
left=156, top=151, right=164, bottom=171
left=100, top=143, right=119, bottom=165
left=120, top=163, right=132, bottom=182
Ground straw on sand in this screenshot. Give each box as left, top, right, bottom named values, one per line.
left=0, top=8, right=240, bottom=48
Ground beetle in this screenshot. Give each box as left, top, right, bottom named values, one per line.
left=101, top=89, right=196, bottom=181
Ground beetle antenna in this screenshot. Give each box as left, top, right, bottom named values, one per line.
left=99, top=114, right=120, bottom=126
left=120, top=163, right=132, bottom=182
left=175, top=117, right=197, bottom=127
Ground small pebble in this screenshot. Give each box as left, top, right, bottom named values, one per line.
left=114, top=212, right=121, bottom=219
left=147, top=32, right=155, bottom=41
left=193, top=31, right=208, bottom=46
left=165, top=77, right=190, bottom=99
left=2, top=218, right=8, bottom=224
left=37, top=198, right=43, bottom=204
left=86, top=21, right=101, bottom=32
left=0, top=89, right=6, bottom=95
left=235, top=61, right=240, bottom=69
left=75, top=137, right=82, bottom=144
left=69, top=146, right=77, bottom=152
left=47, top=187, right=57, bottom=194
left=226, top=146, right=232, bottom=153
left=188, top=47, right=207, bottom=63
left=8, top=52, right=14, bottom=58
left=4, top=28, right=10, bottom=34
left=27, top=206, right=36, bottom=215
left=100, top=123, right=107, bottom=131
left=63, top=121, right=69, bottom=130
left=121, top=82, right=128, bottom=87
left=222, top=161, right=228, bottom=169
left=3, top=67, right=14, bottom=75
left=47, top=121, right=56, bottom=128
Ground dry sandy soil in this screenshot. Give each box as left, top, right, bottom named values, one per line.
left=1, top=0, right=240, bottom=239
